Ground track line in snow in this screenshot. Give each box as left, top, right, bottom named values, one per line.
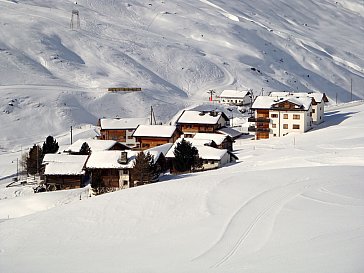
left=192, top=178, right=314, bottom=267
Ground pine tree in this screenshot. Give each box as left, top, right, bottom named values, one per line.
left=131, top=152, right=155, bottom=185
left=79, top=142, right=91, bottom=155
left=26, top=144, right=43, bottom=175
left=173, top=139, right=202, bottom=173
left=42, top=136, right=59, bottom=154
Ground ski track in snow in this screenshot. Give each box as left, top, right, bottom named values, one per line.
left=193, top=177, right=314, bottom=267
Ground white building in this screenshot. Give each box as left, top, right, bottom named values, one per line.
left=269, top=91, right=328, bottom=124
left=250, top=96, right=313, bottom=139
left=219, top=90, right=252, bottom=106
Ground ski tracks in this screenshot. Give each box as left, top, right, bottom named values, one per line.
left=192, top=178, right=313, bottom=268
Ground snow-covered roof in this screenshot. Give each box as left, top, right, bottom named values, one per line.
left=165, top=137, right=227, bottom=160
left=43, top=154, right=88, bottom=176
left=86, top=151, right=138, bottom=169
left=100, top=117, right=150, bottom=130
left=43, top=154, right=88, bottom=164
left=216, top=127, right=243, bottom=138
left=193, top=133, right=227, bottom=146
left=133, top=125, right=177, bottom=138
left=219, top=90, right=250, bottom=99
left=64, top=139, right=120, bottom=153
left=252, top=96, right=311, bottom=110
left=269, top=91, right=327, bottom=103
left=176, top=110, right=227, bottom=124
left=145, top=143, right=173, bottom=157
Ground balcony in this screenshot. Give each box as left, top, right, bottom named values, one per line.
left=248, top=117, right=270, bottom=123
left=248, top=126, right=270, bottom=132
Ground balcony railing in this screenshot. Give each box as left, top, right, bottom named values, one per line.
left=248, top=126, right=270, bottom=132
left=248, top=117, right=270, bottom=123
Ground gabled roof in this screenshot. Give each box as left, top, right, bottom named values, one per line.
left=165, top=137, right=228, bottom=160
left=216, top=127, right=243, bottom=139
left=86, top=149, right=163, bottom=169
left=132, top=125, right=178, bottom=138
left=252, top=96, right=311, bottom=110
left=99, top=117, right=149, bottom=130
left=269, top=91, right=329, bottom=103
left=43, top=154, right=88, bottom=176
left=219, top=90, right=251, bottom=99
left=193, top=133, right=227, bottom=146
left=64, top=139, right=124, bottom=153
left=86, top=151, right=137, bottom=169
left=176, top=110, right=229, bottom=125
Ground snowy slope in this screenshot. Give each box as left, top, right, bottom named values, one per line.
left=0, top=102, right=363, bottom=273
left=0, top=0, right=363, bottom=151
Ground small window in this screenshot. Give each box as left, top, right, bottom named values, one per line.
left=272, top=124, right=276, bottom=128
left=271, top=114, right=278, bottom=118
left=127, top=136, right=133, bottom=139
left=293, top=114, right=300, bottom=120
left=283, top=124, right=288, bottom=129
left=293, top=124, right=300, bottom=129
left=283, top=114, right=288, bottom=119
left=123, top=169, right=128, bottom=174
left=123, top=180, right=128, bottom=186
left=142, top=143, right=150, bottom=148
left=273, top=134, right=277, bottom=137
left=312, top=109, right=316, bottom=113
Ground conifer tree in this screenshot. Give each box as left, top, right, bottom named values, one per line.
left=131, top=152, right=155, bottom=185
left=173, top=139, right=202, bottom=172
left=26, top=144, right=43, bottom=175
left=79, top=142, right=91, bottom=155
left=42, top=136, right=59, bottom=154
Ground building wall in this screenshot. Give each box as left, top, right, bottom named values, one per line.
left=269, top=109, right=312, bottom=137
left=220, top=96, right=251, bottom=106
left=312, top=102, right=325, bottom=124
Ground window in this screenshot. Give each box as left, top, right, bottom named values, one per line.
left=272, top=124, right=276, bottom=128
left=283, top=114, right=288, bottom=119
left=293, top=124, right=300, bottom=129
left=123, top=180, right=128, bottom=186
left=127, top=136, right=133, bottom=139
left=123, top=169, right=128, bottom=174
left=283, top=124, right=288, bottom=129
left=293, top=114, right=300, bottom=120
left=271, top=114, right=278, bottom=118
left=312, top=109, right=316, bottom=113
left=273, top=134, right=277, bottom=137
left=142, top=143, right=150, bottom=148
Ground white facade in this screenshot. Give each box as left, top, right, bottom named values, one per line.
left=312, top=101, right=325, bottom=124
left=269, top=108, right=313, bottom=137
left=219, top=90, right=252, bottom=106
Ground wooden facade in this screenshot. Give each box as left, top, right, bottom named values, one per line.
left=99, top=129, right=132, bottom=142
left=178, top=124, right=217, bottom=136
left=44, top=175, right=83, bottom=190
left=135, top=132, right=181, bottom=150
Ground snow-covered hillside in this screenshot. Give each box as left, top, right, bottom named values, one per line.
left=1, top=102, right=363, bottom=273
left=0, top=0, right=363, bottom=149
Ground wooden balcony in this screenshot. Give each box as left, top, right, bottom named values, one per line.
left=248, top=126, right=270, bottom=132
left=248, top=117, right=270, bottom=123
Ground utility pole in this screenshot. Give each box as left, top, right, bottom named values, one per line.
left=70, top=126, right=73, bottom=145
left=350, top=78, right=353, bottom=101
left=261, top=88, right=264, bottom=96
left=336, top=92, right=338, bottom=105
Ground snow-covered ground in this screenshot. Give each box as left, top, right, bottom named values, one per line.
left=1, top=0, right=364, bottom=151
left=0, top=0, right=364, bottom=271
left=0, top=101, right=363, bottom=273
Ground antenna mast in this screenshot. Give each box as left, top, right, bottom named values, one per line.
left=70, top=9, right=80, bottom=30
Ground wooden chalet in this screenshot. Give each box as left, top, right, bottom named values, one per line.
left=97, top=117, right=149, bottom=146
left=193, top=133, right=234, bottom=151
left=132, top=125, right=182, bottom=150
left=42, top=154, right=89, bottom=190
left=175, top=110, right=229, bottom=137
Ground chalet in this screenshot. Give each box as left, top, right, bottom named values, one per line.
left=85, top=149, right=166, bottom=189
left=165, top=137, right=238, bottom=171
left=98, top=117, right=150, bottom=146
left=132, top=125, right=182, bottom=150
left=219, top=89, right=252, bottom=106
left=64, top=139, right=128, bottom=154
left=86, top=150, right=136, bottom=189
left=42, top=154, right=89, bottom=190
left=193, top=133, right=233, bottom=151
left=249, top=96, right=313, bottom=140
left=175, top=110, right=229, bottom=137
left=269, top=91, right=329, bottom=124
